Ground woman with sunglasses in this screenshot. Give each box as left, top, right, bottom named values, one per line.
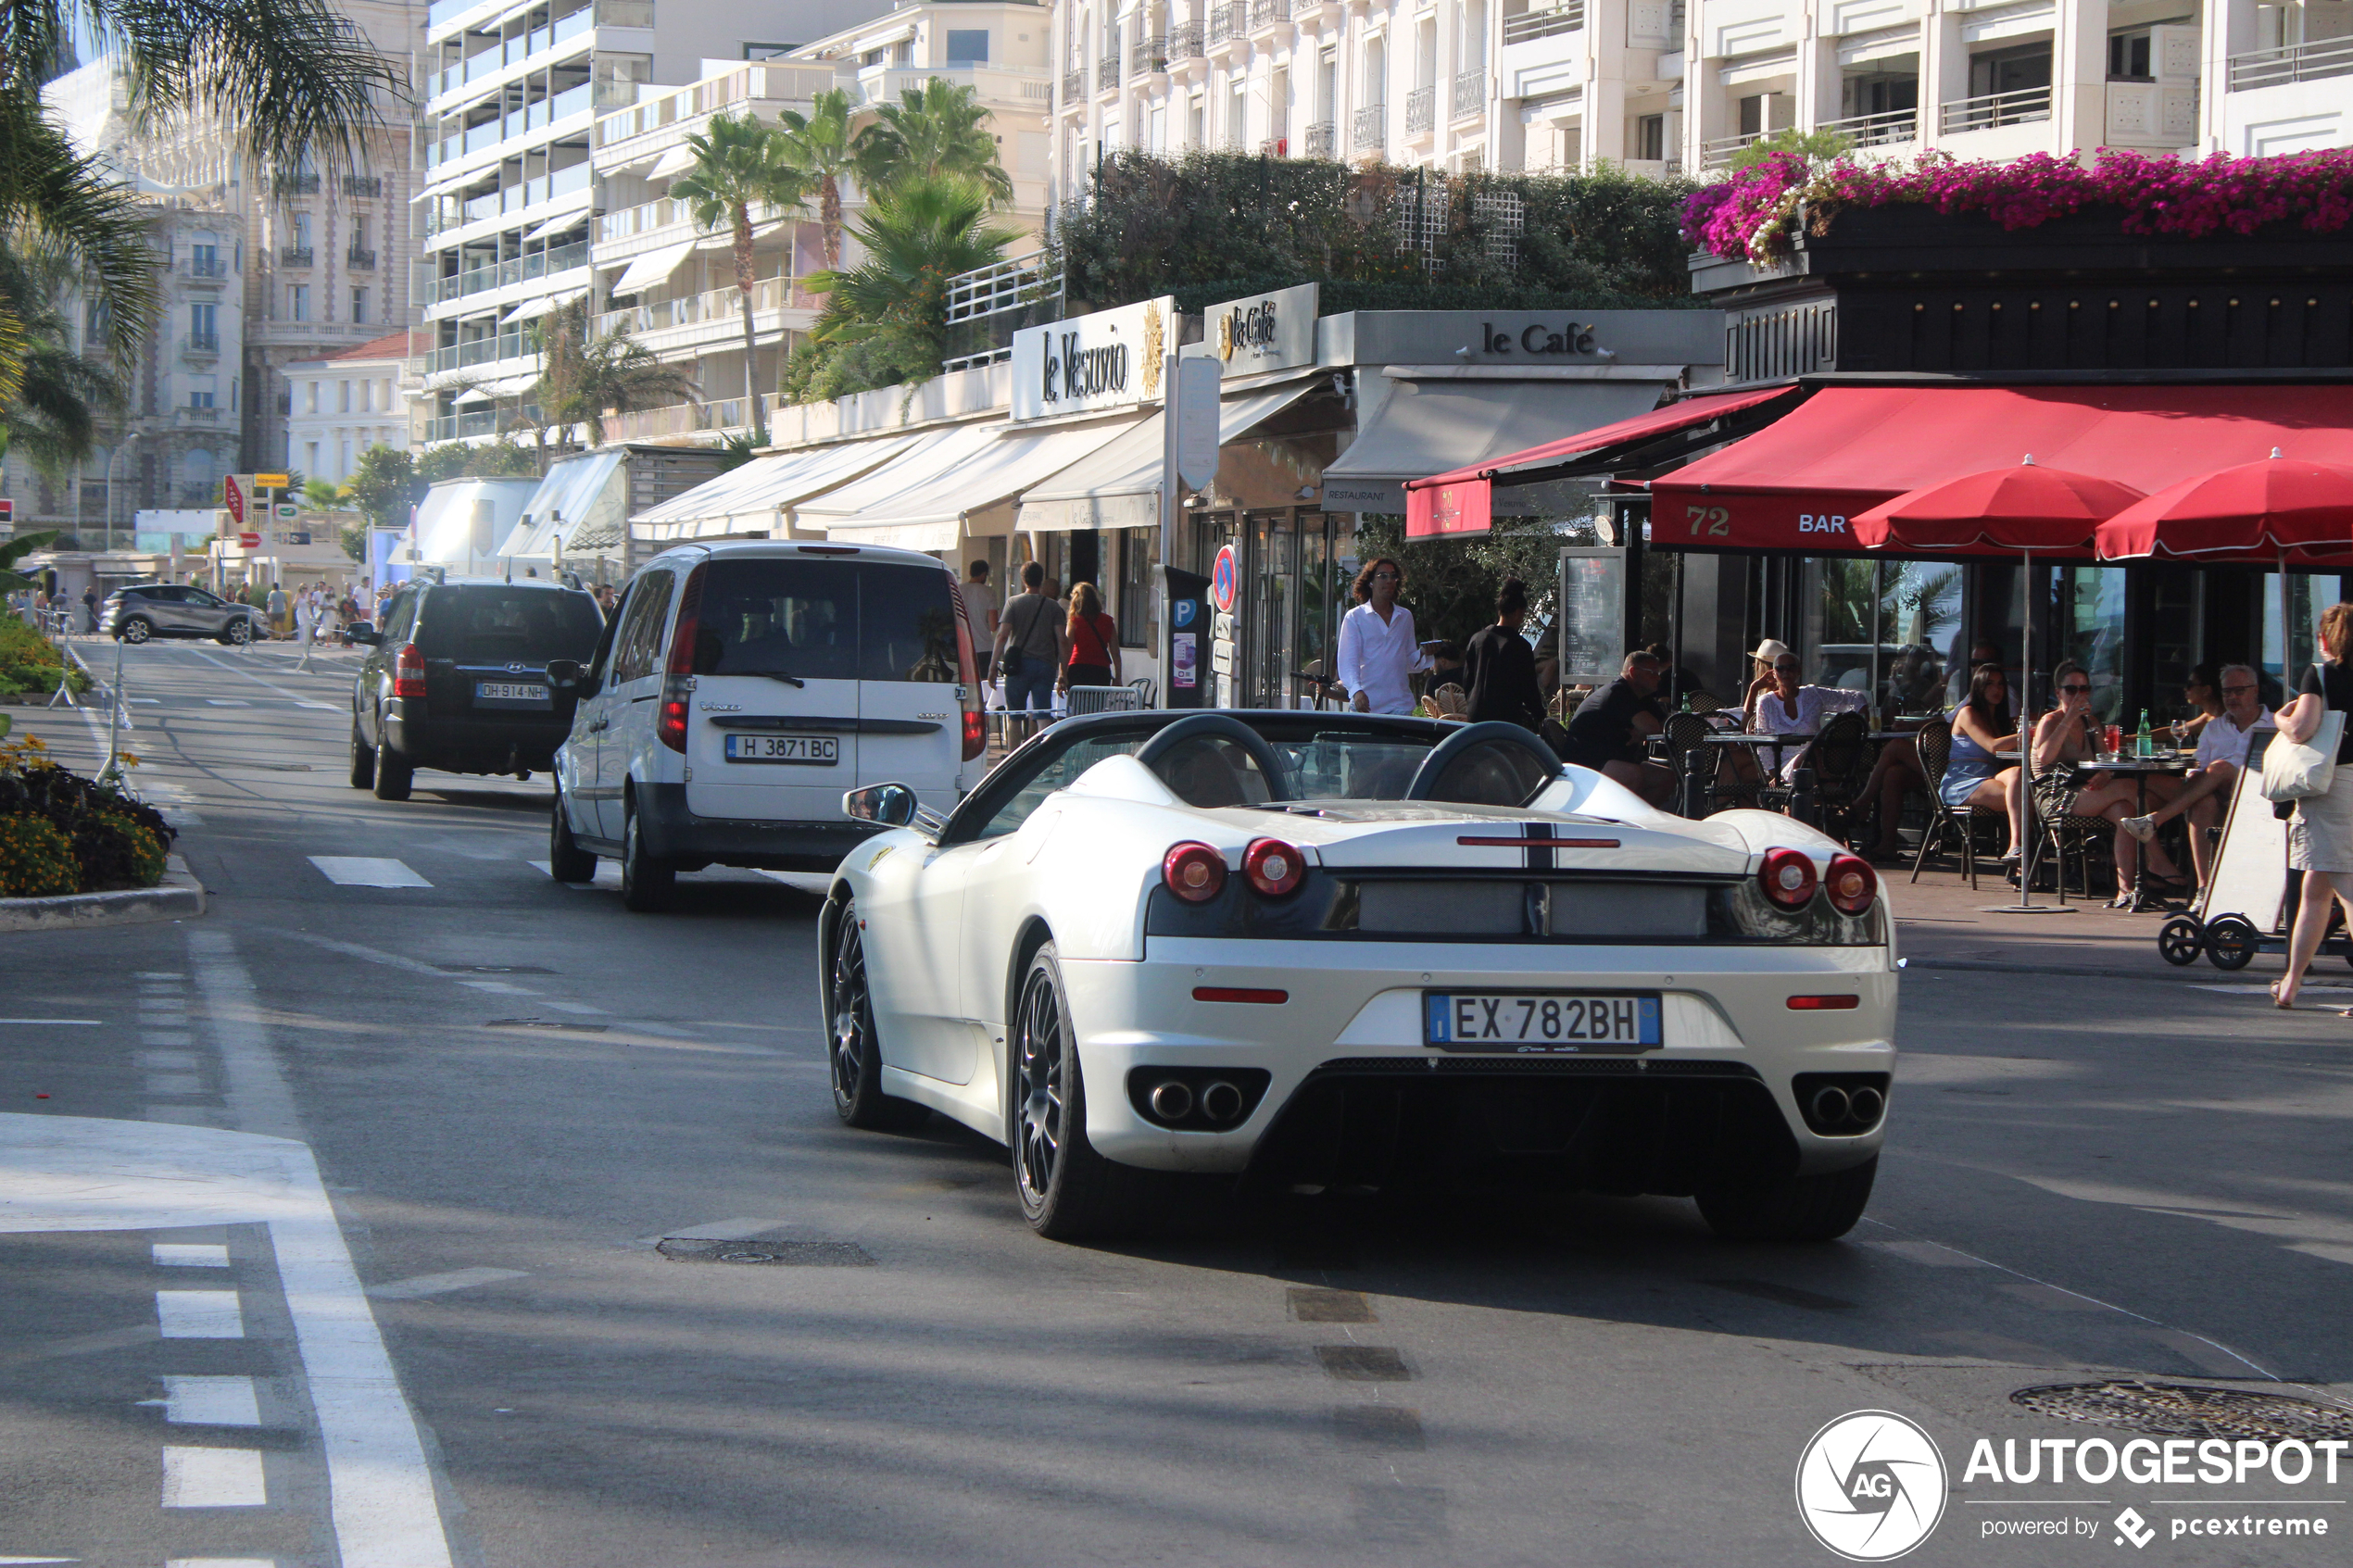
left=2032, top=659, right=2188, bottom=905
left=1743, top=644, right=1869, bottom=784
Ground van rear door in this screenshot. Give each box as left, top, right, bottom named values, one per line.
left=852, top=561, right=965, bottom=814
left=682, top=556, right=864, bottom=825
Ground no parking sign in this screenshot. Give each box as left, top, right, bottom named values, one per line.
left=1209, top=545, right=1239, bottom=614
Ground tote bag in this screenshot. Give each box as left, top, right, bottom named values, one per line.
left=2259, top=699, right=2346, bottom=804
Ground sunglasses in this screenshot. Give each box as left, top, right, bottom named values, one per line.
left=1371, top=571, right=1399, bottom=581
left=1774, top=662, right=1801, bottom=672
left=2222, top=684, right=2257, bottom=695
left=2060, top=683, right=2092, bottom=694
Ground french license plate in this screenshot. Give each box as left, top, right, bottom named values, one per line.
left=724, top=732, right=839, bottom=765
left=1424, top=991, right=1662, bottom=1052
left=473, top=681, right=549, bottom=708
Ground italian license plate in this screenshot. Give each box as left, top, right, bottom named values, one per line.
left=473, top=681, right=549, bottom=708
left=1424, top=991, right=1662, bottom=1052
left=724, top=732, right=839, bottom=765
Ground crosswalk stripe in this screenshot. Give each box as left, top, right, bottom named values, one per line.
left=206, top=699, right=251, bottom=707
left=161, top=1374, right=262, bottom=1425
left=156, top=1290, right=244, bottom=1338
left=161, top=1446, right=267, bottom=1507
left=308, top=857, right=432, bottom=888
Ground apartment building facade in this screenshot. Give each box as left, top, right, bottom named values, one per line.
left=1048, top=0, right=2353, bottom=200
left=285, top=331, right=433, bottom=483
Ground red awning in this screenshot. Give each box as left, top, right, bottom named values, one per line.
left=1649, top=384, right=2353, bottom=556
left=1403, top=385, right=1802, bottom=541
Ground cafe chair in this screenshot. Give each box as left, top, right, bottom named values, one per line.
left=2037, top=794, right=2112, bottom=902
left=1665, top=710, right=1777, bottom=815
left=1682, top=687, right=1720, bottom=716
left=1806, top=709, right=1872, bottom=844
left=1910, top=717, right=2003, bottom=889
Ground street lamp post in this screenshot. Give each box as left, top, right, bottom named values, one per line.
left=104, top=432, right=141, bottom=556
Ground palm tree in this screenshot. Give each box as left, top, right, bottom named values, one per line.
left=858, top=80, right=1013, bottom=205
left=0, top=238, right=119, bottom=481
left=0, top=0, right=398, bottom=383
left=532, top=298, right=698, bottom=456
left=668, top=111, right=806, bottom=446
left=774, top=88, right=873, bottom=273
left=805, top=175, right=1016, bottom=376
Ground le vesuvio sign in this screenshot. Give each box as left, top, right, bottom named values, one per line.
left=1011, top=296, right=1176, bottom=422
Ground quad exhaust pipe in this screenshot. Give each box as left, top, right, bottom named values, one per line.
left=1808, top=1083, right=1886, bottom=1134
left=1146, top=1077, right=1250, bottom=1126
left=1200, top=1080, right=1244, bottom=1123
left=1149, top=1080, right=1194, bottom=1122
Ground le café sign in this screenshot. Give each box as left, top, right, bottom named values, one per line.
left=1208, top=282, right=1316, bottom=375
left=1011, top=295, right=1176, bottom=422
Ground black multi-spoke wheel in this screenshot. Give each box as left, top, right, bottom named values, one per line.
left=2157, top=915, right=2204, bottom=967
left=827, top=900, right=926, bottom=1131
left=1011, top=942, right=1147, bottom=1240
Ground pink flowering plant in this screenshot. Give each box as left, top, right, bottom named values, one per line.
left=1681, top=147, right=2353, bottom=265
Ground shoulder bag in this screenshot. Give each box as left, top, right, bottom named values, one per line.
left=1000, top=596, right=1046, bottom=680
left=2259, top=670, right=2346, bottom=803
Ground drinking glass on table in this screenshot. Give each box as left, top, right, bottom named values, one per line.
left=2104, top=722, right=2123, bottom=756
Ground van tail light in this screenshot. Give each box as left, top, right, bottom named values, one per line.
left=1824, top=853, right=1878, bottom=916
left=950, top=577, right=985, bottom=762
left=393, top=642, right=427, bottom=699
left=1163, top=842, right=1227, bottom=903
left=656, top=563, right=705, bottom=754
left=1242, top=837, right=1304, bottom=897
left=1759, top=847, right=1818, bottom=910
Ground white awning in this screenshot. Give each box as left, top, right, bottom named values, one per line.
left=502, top=448, right=626, bottom=557
left=695, top=220, right=783, bottom=252
left=605, top=239, right=695, bottom=296
left=522, top=212, right=589, bottom=244
left=484, top=371, right=539, bottom=396
left=450, top=383, right=493, bottom=405
left=631, top=434, right=918, bottom=541
left=1321, top=375, right=1672, bottom=514
left=1017, top=377, right=1324, bottom=533
left=648, top=143, right=700, bottom=178
left=505, top=287, right=585, bottom=322
left=798, top=417, right=1144, bottom=546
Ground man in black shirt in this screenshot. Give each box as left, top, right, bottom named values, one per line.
left=1464, top=578, right=1545, bottom=731
left=1563, top=649, right=1674, bottom=804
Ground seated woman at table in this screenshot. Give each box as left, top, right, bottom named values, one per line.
left=2032, top=659, right=2187, bottom=905
left=2170, top=663, right=2224, bottom=749
left=1744, top=645, right=1870, bottom=782
left=1944, top=663, right=2026, bottom=861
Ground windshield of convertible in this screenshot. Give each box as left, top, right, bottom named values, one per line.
left=957, top=715, right=1555, bottom=842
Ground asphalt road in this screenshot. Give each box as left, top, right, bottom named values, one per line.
left=4, top=634, right=2351, bottom=1568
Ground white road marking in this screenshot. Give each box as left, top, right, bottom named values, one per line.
left=161, top=1446, right=267, bottom=1508
left=169, top=1560, right=278, bottom=1567
left=656, top=1217, right=793, bottom=1242
left=146, top=1073, right=203, bottom=1096
left=140, top=1051, right=201, bottom=1070
left=188, top=648, right=316, bottom=704
left=308, top=857, right=432, bottom=888
left=160, top=1374, right=262, bottom=1425
left=157, top=1290, right=244, bottom=1338
left=207, top=698, right=252, bottom=707
left=155, top=1244, right=231, bottom=1268
left=0, top=1557, right=81, bottom=1563
left=538, top=1001, right=607, bottom=1016
left=132, top=972, right=186, bottom=980
left=0, top=1019, right=101, bottom=1026
left=296, top=702, right=337, bottom=710
left=455, top=980, right=536, bottom=996
left=1861, top=1238, right=1994, bottom=1267
left=366, top=1267, right=529, bottom=1300
left=128, top=696, right=160, bottom=703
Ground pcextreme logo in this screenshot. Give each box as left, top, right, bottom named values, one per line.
left=1796, top=1411, right=1949, bottom=1561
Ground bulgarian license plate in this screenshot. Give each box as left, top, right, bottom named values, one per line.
left=724, top=732, right=839, bottom=765
left=1424, top=991, right=1662, bottom=1052
left=473, top=681, right=549, bottom=708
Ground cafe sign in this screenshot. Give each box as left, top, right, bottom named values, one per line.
left=1011, top=295, right=1175, bottom=422
left=1208, top=282, right=1316, bottom=376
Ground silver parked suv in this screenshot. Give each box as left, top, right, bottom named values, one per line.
left=100, top=583, right=268, bottom=646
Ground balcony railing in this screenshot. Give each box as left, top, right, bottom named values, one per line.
left=1206, top=3, right=1244, bottom=44
left=427, top=5, right=594, bottom=103
left=1453, top=69, right=1486, bottom=119
left=1503, top=2, right=1585, bottom=44
left=1168, top=21, right=1203, bottom=58
left=181, top=256, right=232, bottom=279
left=1352, top=102, right=1386, bottom=149
left=593, top=61, right=840, bottom=146
left=178, top=404, right=222, bottom=423
left=2229, top=33, right=2353, bottom=90
left=1250, top=0, right=1291, bottom=29
left=1698, top=131, right=1758, bottom=169
left=593, top=275, right=811, bottom=339
left=600, top=398, right=750, bottom=443
left=282, top=245, right=314, bottom=267
left=1098, top=52, right=1121, bottom=90
left=599, top=191, right=789, bottom=246
left=425, top=80, right=595, bottom=167
left=426, top=329, right=528, bottom=375
left=1303, top=119, right=1336, bottom=157
left=426, top=240, right=590, bottom=306
left=1404, top=84, right=1435, bottom=134
left=344, top=174, right=384, bottom=197
left=1130, top=35, right=1167, bottom=72
left=275, top=172, right=321, bottom=196
left=1819, top=106, right=1917, bottom=147
left=1063, top=66, right=1085, bottom=98
left=424, top=404, right=542, bottom=442
left=182, top=333, right=220, bottom=357
left=346, top=247, right=378, bottom=270
left=1940, top=84, right=2051, bottom=133
left=944, top=246, right=1063, bottom=324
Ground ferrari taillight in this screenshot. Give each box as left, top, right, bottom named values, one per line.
left=1243, top=837, right=1303, bottom=897
left=1759, top=847, right=1818, bottom=910
left=393, top=642, right=426, bottom=699
left=1163, top=842, right=1226, bottom=903
left=1824, top=853, right=1878, bottom=916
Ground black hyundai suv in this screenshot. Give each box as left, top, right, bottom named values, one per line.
left=349, top=578, right=604, bottom=800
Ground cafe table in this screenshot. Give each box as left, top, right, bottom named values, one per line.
left=2078, top=753, right=2197, bottom=912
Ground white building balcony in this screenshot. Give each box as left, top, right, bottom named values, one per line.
left=424, top=4, right=598, bottom=118
left=2104, top=80, right=2196, bottom=149
left=1936, top=83, right=2051, bottom=158
left=1353, top=102, right=1387, bottom=152
left=1453, top=68, right=1487, bottom=122
left=1404, top=83, right=1436, bottom=137
left=600, top=396, right=758, bottom=444
left=593, top=275, right=822, bottom=357
left=421, top=241, right=592, bottom=326
left=1205, top=2, right=1247, bottom=57
left=597, top=194, right=799, bottom=264
left=851, top=63, right=1052, bottom=112
left=2221, top=38, right=2352, bottom=156
left=423, top=161, right=594, bottom=250
left=1500, top=2, right=1586, bottom=104
left=1821, top=105, right=1918, bottom=151
left=595, top=62, right=841, bottom=168
left=423, top=80, right=598, bottom=181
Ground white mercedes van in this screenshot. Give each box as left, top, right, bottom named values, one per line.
left=546, top=541, right=984, bottom=910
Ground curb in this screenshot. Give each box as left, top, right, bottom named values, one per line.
left=0, top=855, right=207, bottom=933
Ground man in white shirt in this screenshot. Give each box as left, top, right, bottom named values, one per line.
left=2124, top=662, right=2272, bottom=885
left=963, top=560, right=999, bottom=679
left=1337, top=557, right=1433, bottom=714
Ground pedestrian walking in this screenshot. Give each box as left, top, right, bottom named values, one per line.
left=2271, top=603, right=2353, bottom=1009
left=81, top=584, right=97, bottom=634
left=1336, top=558, right=1432, bottom=715
left=265, top=583, right=288, bottom=639
left=1057, top=583, right=1120, bottom=699
left=964, top=560, right=999, bottom=681
left=1463, top=578, right=1546, bottom=731
left=293, top=589, right=319, bottom=671
left=992, top=562, right=1064, bottom=739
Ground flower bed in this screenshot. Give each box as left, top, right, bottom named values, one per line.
left=0, top=734, right=174, bottom=896
left=1681, top=147, right=2353, bottom=267
left=0, top=615, right=88, bottom=696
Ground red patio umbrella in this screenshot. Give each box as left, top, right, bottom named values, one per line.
left=2095, top=450, right=2353, bottom=684
left=1853, top=458, right=2146, bottom=913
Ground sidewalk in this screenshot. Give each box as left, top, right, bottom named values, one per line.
left=1891, top=863, right=2233, bottom=981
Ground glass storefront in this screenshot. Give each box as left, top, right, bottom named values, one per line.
left=2058, top=565, right=2130, bottom=725
left=1798, top=558, right=1964, bottom=716
left=2264, top=571, right=2344, bottom=695
left=1183, top=506, right=1346, bottom=707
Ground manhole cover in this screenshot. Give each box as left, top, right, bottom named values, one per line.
left=2011, top=1382, right=2353, bottom=1442
left=484, top=1018, right=607, bottom=1033
left=656, top=1237, right=875, bottom=1267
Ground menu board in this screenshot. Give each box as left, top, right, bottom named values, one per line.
left=1556, top=547, right=1628, bottom=685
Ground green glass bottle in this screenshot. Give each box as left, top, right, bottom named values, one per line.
left=2134, top=709, right=2152, bottom=757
